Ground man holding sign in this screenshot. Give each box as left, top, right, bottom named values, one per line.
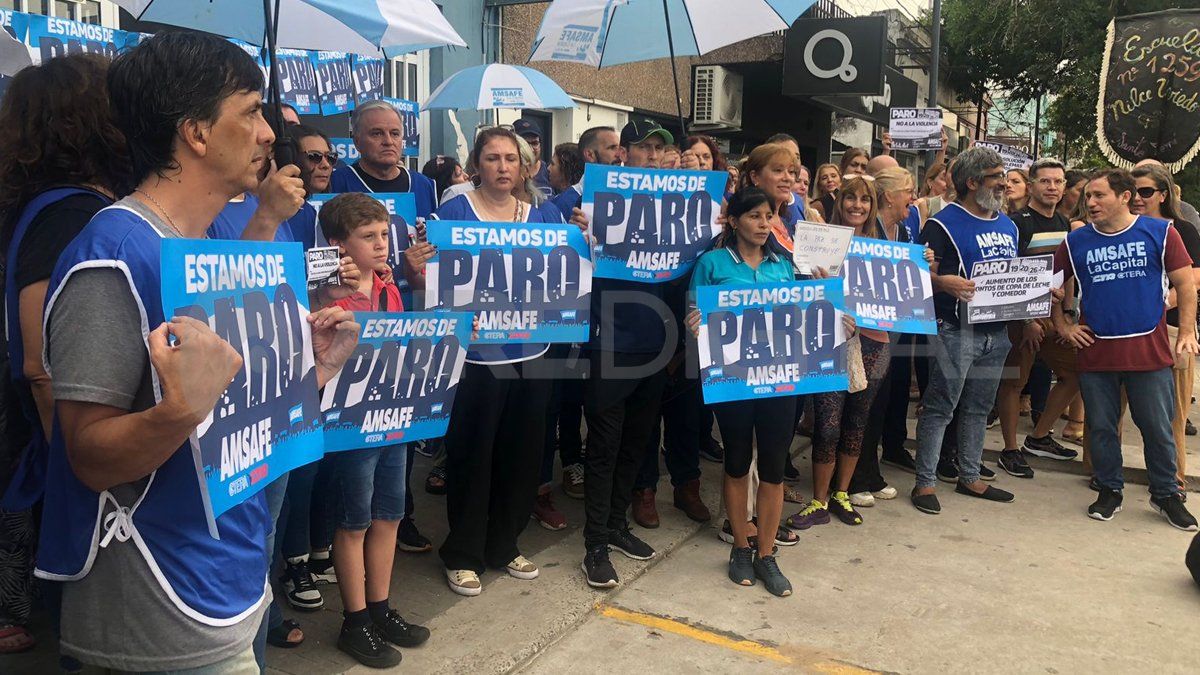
left=1053, top=169, right=1198, bottom=531
left=38, top=33, right=359, bottom=673
left=912, top=147, right=1019, bottom=515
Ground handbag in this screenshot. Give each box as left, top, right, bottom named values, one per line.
left=846, top=333, right=868, bottom=394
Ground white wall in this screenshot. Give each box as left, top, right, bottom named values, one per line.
left=497, top=96, right=632, bottom=147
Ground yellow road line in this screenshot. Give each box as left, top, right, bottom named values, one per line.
left=596, top=604, right=880, bottom=674
left=598, top=604, right=792, bottom=664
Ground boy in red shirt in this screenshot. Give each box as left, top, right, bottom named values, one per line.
left=318, top=193, right=425, bottom=667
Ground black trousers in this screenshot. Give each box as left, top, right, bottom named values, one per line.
left=582, top=351, right=667, bottom=550
left=712, top=396, right=797, bottom=484
left=439, top=358, right=552, bottom=572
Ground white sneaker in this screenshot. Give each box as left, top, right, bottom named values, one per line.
left=848, top=491, right=875, bottom=508
left=872, top=486, right=898, bottom=500
left=506, top=555, right=539, bottom=580
left=445, top=568, right=482, bottom=596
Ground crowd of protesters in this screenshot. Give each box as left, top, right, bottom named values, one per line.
left=1, top=30, right=1199, bottom=672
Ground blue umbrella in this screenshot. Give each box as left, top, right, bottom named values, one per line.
left=424, top=64, right=576, bottom=111
left=530, top=0, right=817, bottom=131
left=116, top=0, right=466, bottom=58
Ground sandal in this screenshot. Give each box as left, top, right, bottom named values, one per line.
left=267, top=619, right=305, bottom=649
left=1061, top=418, right=1084, bottom=444
left=0, top=624, right=35, bottom=654
left=425, top=466, right=447, bottom=495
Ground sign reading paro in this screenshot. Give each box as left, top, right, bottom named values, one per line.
left=582, top=165, right=725, bottom=282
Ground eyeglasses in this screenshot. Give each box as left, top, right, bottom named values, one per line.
left=304, top=151, right=338, bottom=165
left=1136, top=186, right=1165, bottom=199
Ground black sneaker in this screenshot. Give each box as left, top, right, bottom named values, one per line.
left=1023, top=434, right=1078, bottom=461
left=582, top=546, right=619, bottom=589
left=374, top=610, right=430, bottom=648
left=282, top=557, right=324, bottom=611
left=881, top=451, right=917, bottom=474
left=699, top=435, right=724, bottom=463
left=998, top=449, right=1035, bottom=478
left=1088, top=476, right=1102, bottom=492
left=978, top=463, right=996, bottom=482
left=338, top=622, right=401, bottom=669
left=1188, top=419, right=1197, bottom=436
left=936, top=459, right=958, bottom=484
left=911, top=490, right=941, bottom=515
left=1088, top=489, right=1123, bottom=521
left=752, top=553, right=792, bottom=597
left=609, top=528, right=656, bottom=560
left=309, top=553, right=337, bottom=585
left=986, top=410, right=999, bottom=428
left=728, top=546, right=756, bottom=587
left=1150, top=494, right=1200, bottom=532
left=397, top=518, right=432, bottom=553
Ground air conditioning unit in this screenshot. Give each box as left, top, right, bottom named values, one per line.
left=692, top=65, right=743, bottom=130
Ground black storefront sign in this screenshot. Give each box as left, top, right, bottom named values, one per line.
left=813, top=66, right=919, bottom=126
left=782, top=16, right=887, bottom=97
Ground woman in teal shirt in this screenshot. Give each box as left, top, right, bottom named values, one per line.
left=687, top=188, right=796, bottom=597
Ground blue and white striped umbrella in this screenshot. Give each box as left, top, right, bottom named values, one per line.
left=116, top=0, right=466, bottom=58
left=530, top=0, right=817, bottom=67
left=423, top=64, right=576, bottom=111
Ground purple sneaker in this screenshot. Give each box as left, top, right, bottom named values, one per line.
left=785, top=499, right=830, bottom=530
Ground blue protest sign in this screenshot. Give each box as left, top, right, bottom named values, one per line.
left=697, top=280, right=848, bottom=404
left=842, top=236, right=936, bottom=334
left=0, top=10, right=26, bottom=100
left=321, top=312, right=470, bottom=452
left=384, top=97, right=421, bottom=157
left=330, top=138, right=361, bottom=166
left=23, top=13, right=129, bottom=63
left=424, top=221, right=592, bottom=344
left=277, top=47, right=320, bottom=115
left=308, top=192, right=418, bottom=305
left=228, top=38, right=269, bottom=96
left=351, top=55, right=385, bottom=103
left=581, top=165, right=724, bottom=282
left=312, top=50, right=355, bottom=116
left=160, top=239, right=324, bottom=521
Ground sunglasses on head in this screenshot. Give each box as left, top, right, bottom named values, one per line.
left=1136, top=186, right=1164, bottom=199
left=304, top=151, right=338, bottom=165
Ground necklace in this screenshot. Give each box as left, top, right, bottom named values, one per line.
left=134, top=189, right=186, bottom=238
left=512, top=197, right=524, bottom=222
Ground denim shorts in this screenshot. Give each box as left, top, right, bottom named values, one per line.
left=334, top=444, right=407, bottom=530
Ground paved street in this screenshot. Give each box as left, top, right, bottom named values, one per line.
left=6, top=410, right=1199, bottom=674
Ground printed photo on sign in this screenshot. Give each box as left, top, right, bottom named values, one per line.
left=791, top=221, right=854, bottom=276
left=424, top=220, right=592, bottom=344
left=975, top=140, right=1033, bottom=171
left=843, top=236, right=935, bottom=334
left=160, top=239, right=324, bottom=522
left=309, top=192, right=418, bottom=303
left=581, top=165, right=725, bottom=282
left=889, top=107, right=943, bottom=151
left=277, top=48, right=320, bottom=115
left=305, top=246, right=341, bottom=293
left=312, top=51, right=355, bottom=116
left=967, top=255, right=1053, bottom=324
left=322, top=312, right=471, bottom=452
left=696, top=279, right=849, bottom=404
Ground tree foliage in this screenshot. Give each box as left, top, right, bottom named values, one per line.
left=940, top=0, right=1198, bottom=192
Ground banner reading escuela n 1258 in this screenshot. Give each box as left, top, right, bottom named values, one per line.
left=321, top=312, right=471, bottom=452
left=697, top=280, right=848, bottom=404
left=842, top=236, right=935, bottom=334
left=160, top=239, right=324, bottom=524
left=424, top=220, right=592, bottom=344
left=582, top=165, right=724, bottom=282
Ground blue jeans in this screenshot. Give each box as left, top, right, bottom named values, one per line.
left=915, top=324, right=1010, bottom=489
left=1079, top=368, right=1179, bottom=498
left=335, top=444, right=408, bottom=530
left=254, top=472, right=290, bottom=670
